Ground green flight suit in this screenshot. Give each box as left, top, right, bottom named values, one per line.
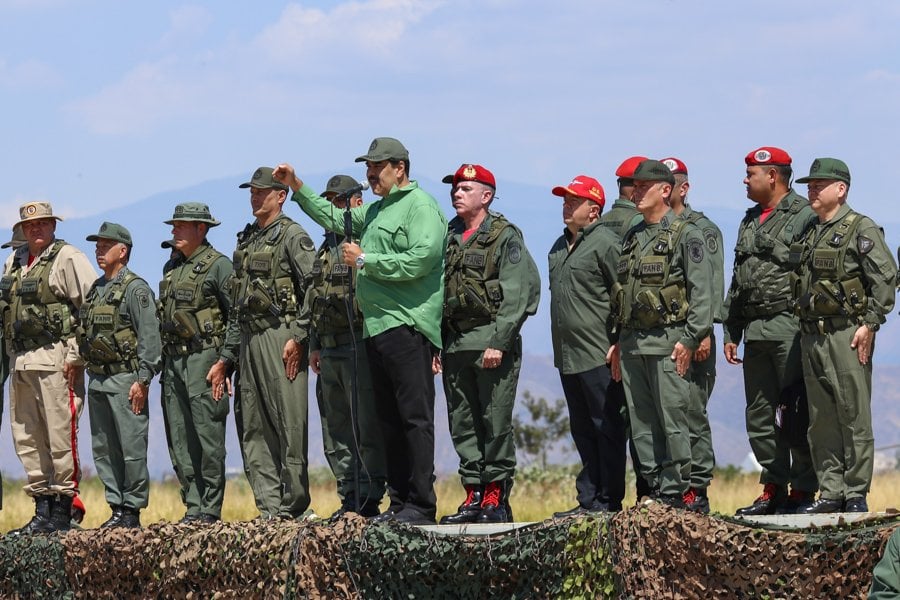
left=870, top=527, right=900, bottom=599
left=158, top=242, right=233, bottom=519
left=598, top=195, right=642, bottom=239
left=222, top=213, right=316, bottom=519
left=442, top=211, right=540, bottom=485
left=680, top=205, right=725, bottom=492
left=305, top=231, right=386, bottom=505
left=724, top=190, right=818, bottom=493
left=617, top=210, right=714, bottom=497
left=794, top=204, right=896, bottom=501
left=81, top=267, right=161, bottom=510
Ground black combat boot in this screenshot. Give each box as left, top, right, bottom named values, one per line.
left=100, top=505, right=125, bottom=528
left=117, top=507, right=142, bottom=529
left=49, top=495, right=74, bottom=532
left=477, top=481, right=513, bottom=523
left=439, top=484, right=484, bottom=525
left=735, top=483, right=787, bottom=516
left=9, top=495, right=55, bottom=535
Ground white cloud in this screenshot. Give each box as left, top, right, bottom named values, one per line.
left=0, top=57, right=61, bottom=89
left=157, top=4, right=214, bottom=49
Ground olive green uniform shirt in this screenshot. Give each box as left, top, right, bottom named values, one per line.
left=598, top=195, right=642, bottom=239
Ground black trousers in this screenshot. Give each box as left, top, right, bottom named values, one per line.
left=366, top=325, right=437, bottom=517
left=560, top=365, right=626, bottom=510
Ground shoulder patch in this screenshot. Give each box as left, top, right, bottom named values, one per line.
left=703, top=228, right=719, bottom=253
left=299, top=234, right=316, bottom=252
left=138, top=291, right=151, bottom=308
left=688, top=239, right=705, bottom=264
left=508, top=241, right=521, bottom=264
left=857, top=235, right=874, bottom=255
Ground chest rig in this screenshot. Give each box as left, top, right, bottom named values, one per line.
left=309, top=234, right=361, bottom=344
left=230, top=216, right=300, bottom=334
left=792, top=211, right=867, bottom=319
left=77, top=272, right=141, bottom=376
left=731, top=196, right=807, bottom=318
left=443, top=213, right=510, bottom=333
left=158, top=244, right=227, bottom=355
left=0, top=240, right=76, bottom=352
left=616, top=218, right=690, bottom=329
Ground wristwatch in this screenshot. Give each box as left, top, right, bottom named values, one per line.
left=865, top=322, right=880, bottom=332
left=355, top=253, right=366, bottom=269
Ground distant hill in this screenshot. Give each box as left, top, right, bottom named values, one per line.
left=1, top=172, right=899, bottom=482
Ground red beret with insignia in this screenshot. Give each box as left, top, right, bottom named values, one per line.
left=615, top=156, right=649, bottom=178
left=660, top=157, right=688, bottom=175
left=552, top=175, right=606, bottom=207
left=442, top=163, right=496, bottom=189
left=745, top=146, right=792, bottom=166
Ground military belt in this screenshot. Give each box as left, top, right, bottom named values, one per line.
left=162, top=336, right=222, bottom=357
left=317, top=330, right=362, bottom=349
left=741, top=299, right=791, bottom=318
left=86, top=358, right=139, bottom=377
left=799, top=316, right=859, bottom=335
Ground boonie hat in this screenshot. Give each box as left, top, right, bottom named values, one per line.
left=1, top=224, right=26, bottom=250
left=633, top=160, right=676, bottom=185
left=164, top=202, right=221, bottom=227
left=615, top=156, right=649, bottom=179
left=660, top=157, right=688, bottom=176
left=86, top=221, right=132, bottom=245
left=441, top=164, right=497, bottom=189
left=552, top=175, right=606, bottom=207
left=795, top=158, right=851, bottom=185
left=324, top=174, right=362, bottom=197
left=355, top=137, right=410, bottom=163
left=239, top=167, right=288, bottom=191
left=16, top=201, right=63, bottom=227
left=745, top=147, right=792, bottom=166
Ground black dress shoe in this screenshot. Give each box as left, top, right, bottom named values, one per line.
left=800, top=497, right=843, bottom=514
left=371, top=507, right=401, bottom=523
left=553, top=505, right=589, bottom=518
left=735, top=484, right=787, bottom=516
left=392, top=508, right=435, bottom=526
left=844, top=497, right=869, bottom=513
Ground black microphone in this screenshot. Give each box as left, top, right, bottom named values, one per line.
left=335, top=180, right=370, bottom=198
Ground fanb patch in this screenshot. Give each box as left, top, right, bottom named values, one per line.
left=138, top=292, right=151, bottom=308
left=508, top=242, right=522, bottom=264
left=857, top=236, right=874, bottom=255
left=688, top=239, right=705, bottom=263
left=703, top=229, right=718, bottom=253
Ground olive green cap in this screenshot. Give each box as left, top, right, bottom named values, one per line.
left=161, top=239, right=176, bottom=249
left=1, top=224, right=26, bottom=250
left=795, top=157, right=851, bottom=185
left=632, top=159, right=676, bottom=185
left=164, top=202, right=221, bottom=226
left=355, top=137, right=409, bottom=163
left=239, top=166, right=288, bottom=191
left=324, top=174, right=360, bottom=197
left=86, top=221, right=132, bottom=245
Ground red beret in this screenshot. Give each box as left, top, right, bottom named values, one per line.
left=551, top=175, right=606, bottom=207
left=442, top=163, right=496, bottom=188
left=615, top=156, right=649, bottom=178
left=745, top=147, right=792, bottom=166
left=660, top=157, right=688, bottom=175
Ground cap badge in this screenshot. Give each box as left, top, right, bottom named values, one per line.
left=662, top=159, right=678, bottom=172
left=100, top=223, right=108, bottom=232
left=754, top=150, right=772, bottom=162
left=328, top=176, right=341, bottom=187
left=590, top=187, right=602, bottom=199
left=252, top=168, right=264, bottom=180
left=463, top=165, right=477, bottom=180
left=25, top=204, right=36, bottom=216
left=811, top=159, right=821, bottom=171
left=368, top=139, right=378, bottom=152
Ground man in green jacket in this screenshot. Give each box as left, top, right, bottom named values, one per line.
left=792, top=158, right=896, bottom=514
left=275, top=137, right=447, bottom=525
left=158, top=203, right=233, bottom=523
left=661, top=157, right=725, bottom=514
left=725, top=147, right=818, bottom=516
left=438, top=163, right=540, bottom=524
left=548, top=175, right=626, bottom=516
left=304, top=174, right=386, bottom=518
left=608, top=160, right=714, bottom=508
left=81, top=222, right=161, bottom=528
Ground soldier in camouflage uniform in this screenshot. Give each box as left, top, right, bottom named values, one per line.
left=304, top=175, right=386, bottom=517
left=209, top=167, right=316, bottom=520
left=2, top=203, right=96, bottom=534
left=438, top=164, right=540, bottom=524
left=158, top=203, right=233, bottom=523
left=80, top=222, right=161, bottom=528
left=791, top=158, right=896, bottom=514
left=725, top=147, right=819, bottom=516
left=608, top=160, right=714, bottom=508
left=661, top=157, right=725, bottom=514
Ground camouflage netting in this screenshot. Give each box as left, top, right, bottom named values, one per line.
left=0, top=506, right=896, bottom=599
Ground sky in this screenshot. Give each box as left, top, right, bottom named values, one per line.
left=2, top=0, right=900, bottom=228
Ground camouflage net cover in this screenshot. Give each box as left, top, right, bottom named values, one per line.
left=0, top=506, right=895, bottom=599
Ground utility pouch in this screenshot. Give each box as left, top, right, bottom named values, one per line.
left=659, top=283, right=684, bottom=316
left=810, top=281, right=843, bottom=315
left=89, top=336, right=118, bottom=363
left=788, top=242, right=805, bottom=267
left=195, top=307, right=216, bottom=336
left=113, top=329, right=136, bottom=358
left=485, top=280, right=503, bottom=306
left=839, top=277, right=866, bottom=313
left=173, top=310, right=198, bottom=339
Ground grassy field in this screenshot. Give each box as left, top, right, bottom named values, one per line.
left=2, top=467, right=899, bottom=532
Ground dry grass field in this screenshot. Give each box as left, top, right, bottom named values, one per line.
left=2, top=468, right=899, bottom=532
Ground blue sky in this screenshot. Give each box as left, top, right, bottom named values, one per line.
left=2, top=0, right=900, bottom=227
